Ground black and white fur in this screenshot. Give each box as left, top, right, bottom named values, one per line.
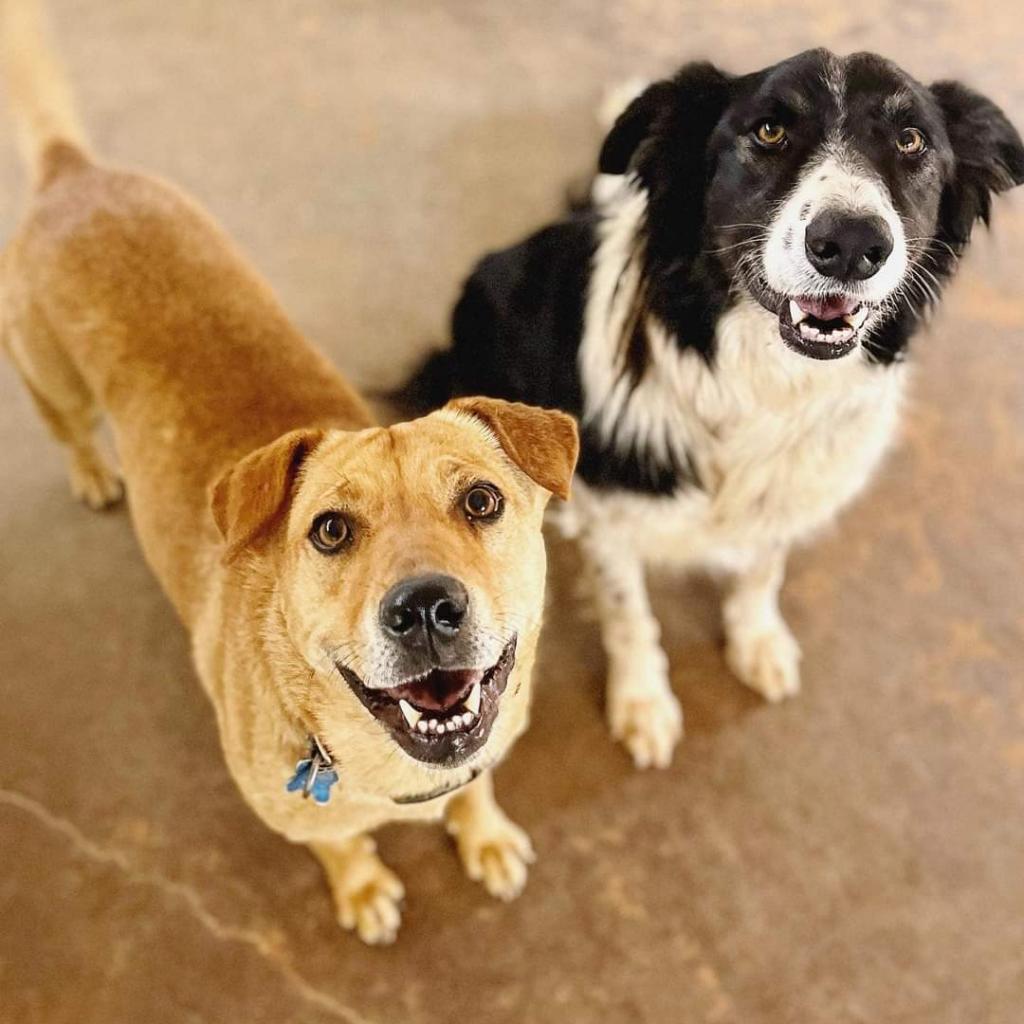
left=408, top=49, right=1024, bottom=768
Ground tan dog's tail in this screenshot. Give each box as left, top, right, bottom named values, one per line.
left=0, top=0, right=89, bottom=187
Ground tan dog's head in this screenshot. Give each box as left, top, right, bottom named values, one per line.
left=211, top=398, right=578, bottom=797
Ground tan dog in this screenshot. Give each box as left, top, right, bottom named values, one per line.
left=0, top=2, right=578, bottom=944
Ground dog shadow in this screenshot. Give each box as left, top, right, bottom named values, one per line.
left=504, top=529, right=763, bottom=823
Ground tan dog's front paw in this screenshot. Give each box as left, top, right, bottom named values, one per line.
left=448, top=807, right=535, bottom=901
left=316, top=837, right=405, bottom=945
left=726, top=626, right=802, bottom=703
left=608, top=674, right=683, bottom=770
left=335, top=859, right=405, bottom=946
left=68, top=449, right=124, bottom=510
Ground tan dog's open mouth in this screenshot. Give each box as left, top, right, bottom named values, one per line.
left=338, top=638, right=517, bottom=766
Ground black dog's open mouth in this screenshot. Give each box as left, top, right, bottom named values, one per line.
left=777, top=294, right=870, bottom=360
left=337, top=638, right=517, bottom=767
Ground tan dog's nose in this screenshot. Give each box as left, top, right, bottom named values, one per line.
left=379, top=574, right=468, bottom=652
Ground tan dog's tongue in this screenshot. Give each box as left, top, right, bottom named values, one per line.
left=797, top=295, right=858, bottom=320
left=387, top=668, right=485, bottom=711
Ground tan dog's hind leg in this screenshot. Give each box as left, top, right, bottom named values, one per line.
left=723, top=547, right=801, bottom=702
left=311, top=834, right=405, bottom=945
left=579, top=530, right=683, bottom=769
left=445, top=772, right=535, bottom=901
left=3, top=315, right=123, bottom=509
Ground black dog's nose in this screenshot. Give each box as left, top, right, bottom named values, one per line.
left=805, top=211, right=894, bottom=282
left=380, top=574, right=468, bottom=648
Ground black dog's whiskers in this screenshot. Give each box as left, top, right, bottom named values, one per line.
left=906, top=234, right=962, bottom=267
left=703, top=234, right=768, bottom=257
left=899, top=247, right=946, bottom=310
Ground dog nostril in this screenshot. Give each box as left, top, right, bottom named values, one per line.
left=431, top=599, right=465, bottom=633
left=864, top=245, right=885, bottom=267
left=810, top=238, right=840, bottom=260
left=383, top=604, right=417, bottom=636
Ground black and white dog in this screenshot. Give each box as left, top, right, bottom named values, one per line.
left=408, top=49, right=1024, bottom=768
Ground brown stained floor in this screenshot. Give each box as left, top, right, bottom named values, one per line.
left=1, top=2, right=1022, bottom=1022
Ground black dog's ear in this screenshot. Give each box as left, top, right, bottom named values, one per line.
left=599, top=81, right=679, bottom=175
left=598, top=62, right=732, bottom=177
left=931, top=81, right=1024, bottom=250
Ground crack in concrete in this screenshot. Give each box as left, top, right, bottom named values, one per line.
left=0, top=787, right=376, bottom=1024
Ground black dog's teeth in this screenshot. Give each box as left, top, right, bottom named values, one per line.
left=787, top=299, right=869, bottom=336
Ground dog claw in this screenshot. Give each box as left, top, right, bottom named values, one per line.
left=67, top=449, right=124, bottom=510
left=450, top=810, right=534, bottom=902
left=726, top=627, right=802, bottom=703
left=607, top=675, right=683, bottom=770
left=332, top=854, right=405, bottom=946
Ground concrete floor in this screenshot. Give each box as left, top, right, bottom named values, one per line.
left=1, top=2, right=1023, bottom=1022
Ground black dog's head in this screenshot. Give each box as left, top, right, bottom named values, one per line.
left=600, top=49, right=1024, bottom=362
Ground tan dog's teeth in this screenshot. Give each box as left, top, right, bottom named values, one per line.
left=393, top=681, right=486, bottom=737
left=399, top=699, right=421, bottom=728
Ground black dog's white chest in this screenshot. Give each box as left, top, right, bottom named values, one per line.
left=573, top=295, right=907, bottom=560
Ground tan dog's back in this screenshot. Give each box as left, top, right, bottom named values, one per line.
left=3, top=134, right=372, bottom=620
left=1, top=0, right=372, bottom=620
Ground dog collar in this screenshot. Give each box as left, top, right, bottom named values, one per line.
left=285, top=737, right=487, bottom=807
left=391, top=768, right=480, bottom=805
left=285, top=735, right=339, bottom=805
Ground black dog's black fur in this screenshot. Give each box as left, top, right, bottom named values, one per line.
left=408, top=50, right=1024, bottom=496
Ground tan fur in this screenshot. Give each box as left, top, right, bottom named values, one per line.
left=0, top=0, right=87, bottom=180
left=449, top=396, right=579, bottom=501
left=0, top=0, right=578, bottom=944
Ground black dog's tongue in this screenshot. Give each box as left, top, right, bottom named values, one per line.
left=384, top=668, right=484, bottom=711
left=796, top=295, right=858, bottom=320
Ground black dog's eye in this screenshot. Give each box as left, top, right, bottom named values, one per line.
left=463, top=484, right=503, bottom=522
left=309, top=511, right=350, bottom=553
left=754, top=121, right=787, bottom=148
left=897, top=127, right=927, bottom=156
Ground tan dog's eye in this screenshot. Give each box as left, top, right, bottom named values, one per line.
left=463, top=484, right=503, bottom=522
left=896, top=127, right=927, bottom=156
left=755, top=122, right=787, bottom=148
left=309, top=511, right=350, bottom=553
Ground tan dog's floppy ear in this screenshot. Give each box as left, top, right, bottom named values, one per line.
left=211, top=428, right=325, bottom=558
left=447, top=397, right=579, bottom=500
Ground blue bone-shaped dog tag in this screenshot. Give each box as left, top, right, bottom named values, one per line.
left=286, top=737, right=339, bottom=805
